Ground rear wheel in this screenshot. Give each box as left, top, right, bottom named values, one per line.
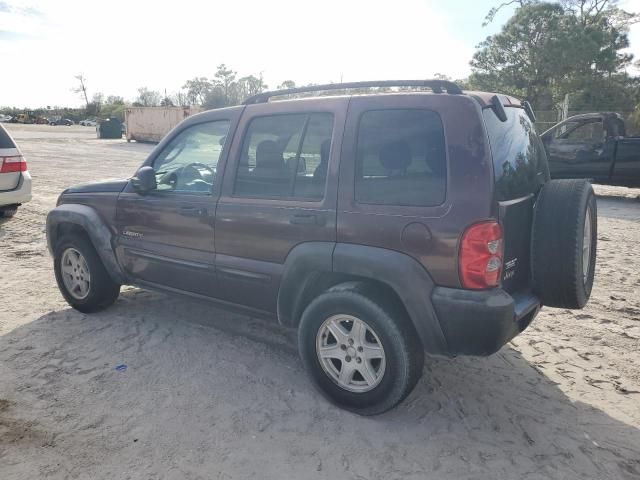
left=298, top=283, right=423, bottom=415
left=531, top=179, right=597, bottom=309
left=54, top=234, right=120, bottom=313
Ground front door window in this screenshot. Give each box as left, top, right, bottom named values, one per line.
left=152, top=120, right=230, bottom=193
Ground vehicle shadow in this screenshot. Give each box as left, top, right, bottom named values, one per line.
left=1, top=289, right=639, bottom=480
left=598, top=196, right=640, bottom=222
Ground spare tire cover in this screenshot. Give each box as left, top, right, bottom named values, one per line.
left=531, top=179, right=597, bottom=309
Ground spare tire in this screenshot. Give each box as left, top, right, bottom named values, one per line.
left=531, top=179, right=597, bottom=309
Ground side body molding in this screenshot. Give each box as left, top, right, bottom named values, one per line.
left=46, top=204, right=126, bottom=284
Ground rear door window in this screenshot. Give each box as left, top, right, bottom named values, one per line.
left=483, top=107, right=549, bottom=201
left=355, top=109, right=446, bottom=206
left=233, top=113, right=333, bottom=200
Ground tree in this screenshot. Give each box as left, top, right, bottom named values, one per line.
left=72, top=74, right=90, bottom=109
left=172, top=91, right=190, bottom=107
left=182, top=77, right=212, bottom=105
left=105, top=95, right=124, bottom=105
left=202, top=88, right=228, bottom=110
left=277, top=80, right=296, bottom=90
left=235, top=74, right=267, bottom=101
left=135, top=87, right=161, bottom=107
left=213, top=64, right=237, bottom=104
left=471, top=3, right=571, bottom=107
left=483, top=0, right=638, bottom=27
left=160, top=96, right=174, bottom=107
left=101, top=95, right=126, bottom=121
left=470, top=1, right=638, bottom=110
left=85, top=92, right=104, bottom=116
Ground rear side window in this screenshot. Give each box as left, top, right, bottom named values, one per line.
left=234, top=113, right=333, bottom=200
left=0, top=126, right=16, bottom=149
left=355, top=109, right=446, bottom=207
left=483, top=107, right=549, bottom=201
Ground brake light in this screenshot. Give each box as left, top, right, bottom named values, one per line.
left=0, top=155, right=27, bottom=173
left=459, top=221, right=504, bottom=289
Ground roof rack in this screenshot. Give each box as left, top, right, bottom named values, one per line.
left=243, top=79, right=463, bottom=105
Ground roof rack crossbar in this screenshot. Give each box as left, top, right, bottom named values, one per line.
left=243, top=79, right=463, bottom=104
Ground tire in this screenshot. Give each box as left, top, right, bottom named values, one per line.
left=0, top=206, right=17, bottom=218
left=298, top=282, right=424, bottom=415
left=531, top=179, right=597, bottom=309
left=54, top=234, right=121, bottom=313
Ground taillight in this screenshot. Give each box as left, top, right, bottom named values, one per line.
left=0, top=155, right=27, bottom=173
left=459, top=220, right=504, bottom=289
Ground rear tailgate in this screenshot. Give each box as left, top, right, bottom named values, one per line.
left=0, top=126, right=21, bottom=191
left=482, top=105, right=550, bottom=294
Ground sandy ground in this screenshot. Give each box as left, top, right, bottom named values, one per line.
left=1, top=123, right=639, bottom=480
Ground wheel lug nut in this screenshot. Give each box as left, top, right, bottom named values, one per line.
left=348, top=338, right=354, bottom=345
left=340, top=344, right=347, bottom=351
left=345, top=356, right=351, bottom=362
left=357, top=346, right=363, bottom=352
left=356, top=357, right=362, bottom=363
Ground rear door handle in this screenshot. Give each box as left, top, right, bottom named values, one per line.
left=179, top=206, right=208, bottom=218
left=289, top=213, right=325, bottom=226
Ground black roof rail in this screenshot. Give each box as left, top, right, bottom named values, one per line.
left=243, top=79, right=463, bottom=105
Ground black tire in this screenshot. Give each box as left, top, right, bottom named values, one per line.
left=54, top=234, right=121, bottom=313
left=531, top=179, right=597, bottom=309
left=298, top=282, right=424, bottom=415
left=0, top=206, right=17, bottom=218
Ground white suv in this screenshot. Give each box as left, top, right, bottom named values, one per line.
left=0, top=124, right=31, bottom=217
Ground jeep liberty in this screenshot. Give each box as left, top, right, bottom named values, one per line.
left=47, top=80, right=597, bottom=415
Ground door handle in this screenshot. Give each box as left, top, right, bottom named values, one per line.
left=289, top=213, right=325, bottom=226
left=179, top=206, right=208, bottom=217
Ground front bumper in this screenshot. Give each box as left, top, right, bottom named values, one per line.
left=0, top=171, right=32, bottom=207
left=432, top=286, right=540, bottom=356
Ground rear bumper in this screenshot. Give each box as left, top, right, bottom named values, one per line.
left=0, top=171, right=32, bottom=207
left=432, top=286, right=540, bottom=356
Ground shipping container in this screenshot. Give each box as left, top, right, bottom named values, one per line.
left=124, top=106, right=202, bottom=143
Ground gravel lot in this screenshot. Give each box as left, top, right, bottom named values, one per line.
left=1, top=123, right=639, bottom=480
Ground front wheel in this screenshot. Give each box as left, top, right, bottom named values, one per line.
left=54, top=234, right=120, bottom=313
left=298, top=283, right=424, bottom=415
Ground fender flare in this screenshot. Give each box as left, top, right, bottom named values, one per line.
left=277, top=242, right=449, bottom=355
left=277, top=242, right=335, bottom=327
left=46, top=204, right=126, bottom=284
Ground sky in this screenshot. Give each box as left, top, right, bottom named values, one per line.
left=0, top=0, right=639, bottom=108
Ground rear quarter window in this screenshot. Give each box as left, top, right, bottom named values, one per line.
left=0, top=125, right=16, bottom=149
left=355, top=109, right=446, bottom=207
left=483, top=107, right=549, bottom=201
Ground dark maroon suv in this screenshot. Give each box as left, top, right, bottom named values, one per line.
left=47, top=80, right=597, bottom=414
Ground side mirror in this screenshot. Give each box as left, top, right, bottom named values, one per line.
left=131, top=166, right=157, bottom=194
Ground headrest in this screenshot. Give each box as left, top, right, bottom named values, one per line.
left=379, top=141, right=411, bottom=172
left=256, top=140, right=284, bottom=169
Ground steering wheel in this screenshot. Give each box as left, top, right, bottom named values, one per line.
left=176, top=162, right=215, bottom=190
left=185, top=162, right=215, bottom=173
